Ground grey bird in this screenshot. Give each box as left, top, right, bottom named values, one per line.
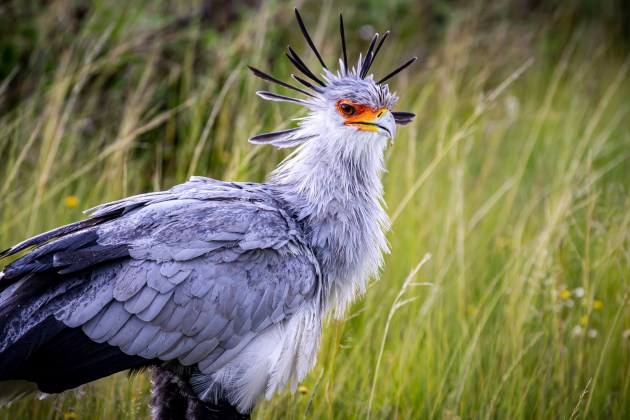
left=0, top=9, right=415, bottom=418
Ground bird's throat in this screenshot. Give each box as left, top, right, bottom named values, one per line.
left=269, top=133, right=390, bottom=317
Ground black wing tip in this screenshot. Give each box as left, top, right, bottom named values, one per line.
left=0, top=247, right=13, bottom=260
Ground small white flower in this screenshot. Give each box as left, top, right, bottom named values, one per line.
left=622, top=329, right=630, bottom=339
left=573, top=287, right=585, bottom=298
left=572, top=325, right=583, bottom=337
left=587, top=329, right=598, bottom=339
left=564, top=299, right=575, bottom=308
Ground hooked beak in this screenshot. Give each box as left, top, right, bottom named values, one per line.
left=347, top=110, right=396, bottom=141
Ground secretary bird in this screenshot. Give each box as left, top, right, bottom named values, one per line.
left=0, top=8, right=415, bottom=419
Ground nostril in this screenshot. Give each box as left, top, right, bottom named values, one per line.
left=377, top=111, right=383, bottom=118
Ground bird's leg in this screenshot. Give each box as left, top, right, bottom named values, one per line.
left=150, top=366, right=189, bottom=420
left=150, top=365, right=250, bottom=420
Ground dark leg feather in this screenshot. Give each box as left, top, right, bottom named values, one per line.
left=151, top=366, right=249, bottom=420
left=150, top=367, right=189, bottom=420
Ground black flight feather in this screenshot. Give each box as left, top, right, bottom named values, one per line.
left=55, top=245, right=130, bottom=274
left=0, top=211, right=123, bottom=261
left=1, top=318, right=156, bottom=394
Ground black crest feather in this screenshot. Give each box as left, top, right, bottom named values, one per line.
left=360, top=33, right=379, bottom=78
left=248, top=9, right=417, bottom=134
left=377, top=57, right=417, bottom=84
left=247, top=65, right=315, bottom=98
left=340, top=14, right=348, bottom=73
left=250, top=9, right=416, bottom=95
left=294, top=8, right=327, bottom=70
left=286, top=47, right=326, bottom=87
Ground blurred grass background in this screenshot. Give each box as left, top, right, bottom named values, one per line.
left=1, top=0, right=629, bottom=418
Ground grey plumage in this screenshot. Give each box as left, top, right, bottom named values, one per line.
left=0, top=8, right=416, bottom=417
left=1, top=179, right=322, bottom=412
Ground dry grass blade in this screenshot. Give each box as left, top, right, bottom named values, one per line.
left=367, top=253, right=432, bottom=419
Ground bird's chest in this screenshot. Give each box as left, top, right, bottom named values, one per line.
left=307, top=197, right=388, bottom=310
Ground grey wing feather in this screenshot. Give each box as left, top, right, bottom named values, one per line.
left=83, top=301, right=131, bottom=342
left=136, top=290, right=175, bottom=322
left=22, top=178, right=323, bottom=372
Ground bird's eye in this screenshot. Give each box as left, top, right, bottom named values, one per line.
left=339, top=103, right=356, bottom=116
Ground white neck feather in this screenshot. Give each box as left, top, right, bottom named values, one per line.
left=269, top=125, right=390, bottom=317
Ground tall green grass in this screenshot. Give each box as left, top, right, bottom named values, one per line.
left=1, top=1, right=628, bottom=419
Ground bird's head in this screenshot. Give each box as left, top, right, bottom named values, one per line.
left=248, top=9, right=416, bottom=148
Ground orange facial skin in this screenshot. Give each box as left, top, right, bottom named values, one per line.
left=336, top=99, right=388, bottom=132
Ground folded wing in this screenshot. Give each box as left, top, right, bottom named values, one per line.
left=0, top=177, right=320, bottom=398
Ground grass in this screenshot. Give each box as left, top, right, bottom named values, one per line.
left=1, top=1, right=629, bottom=418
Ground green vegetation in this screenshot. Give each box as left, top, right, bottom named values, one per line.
left=1, top=1, right=628, bottom=418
